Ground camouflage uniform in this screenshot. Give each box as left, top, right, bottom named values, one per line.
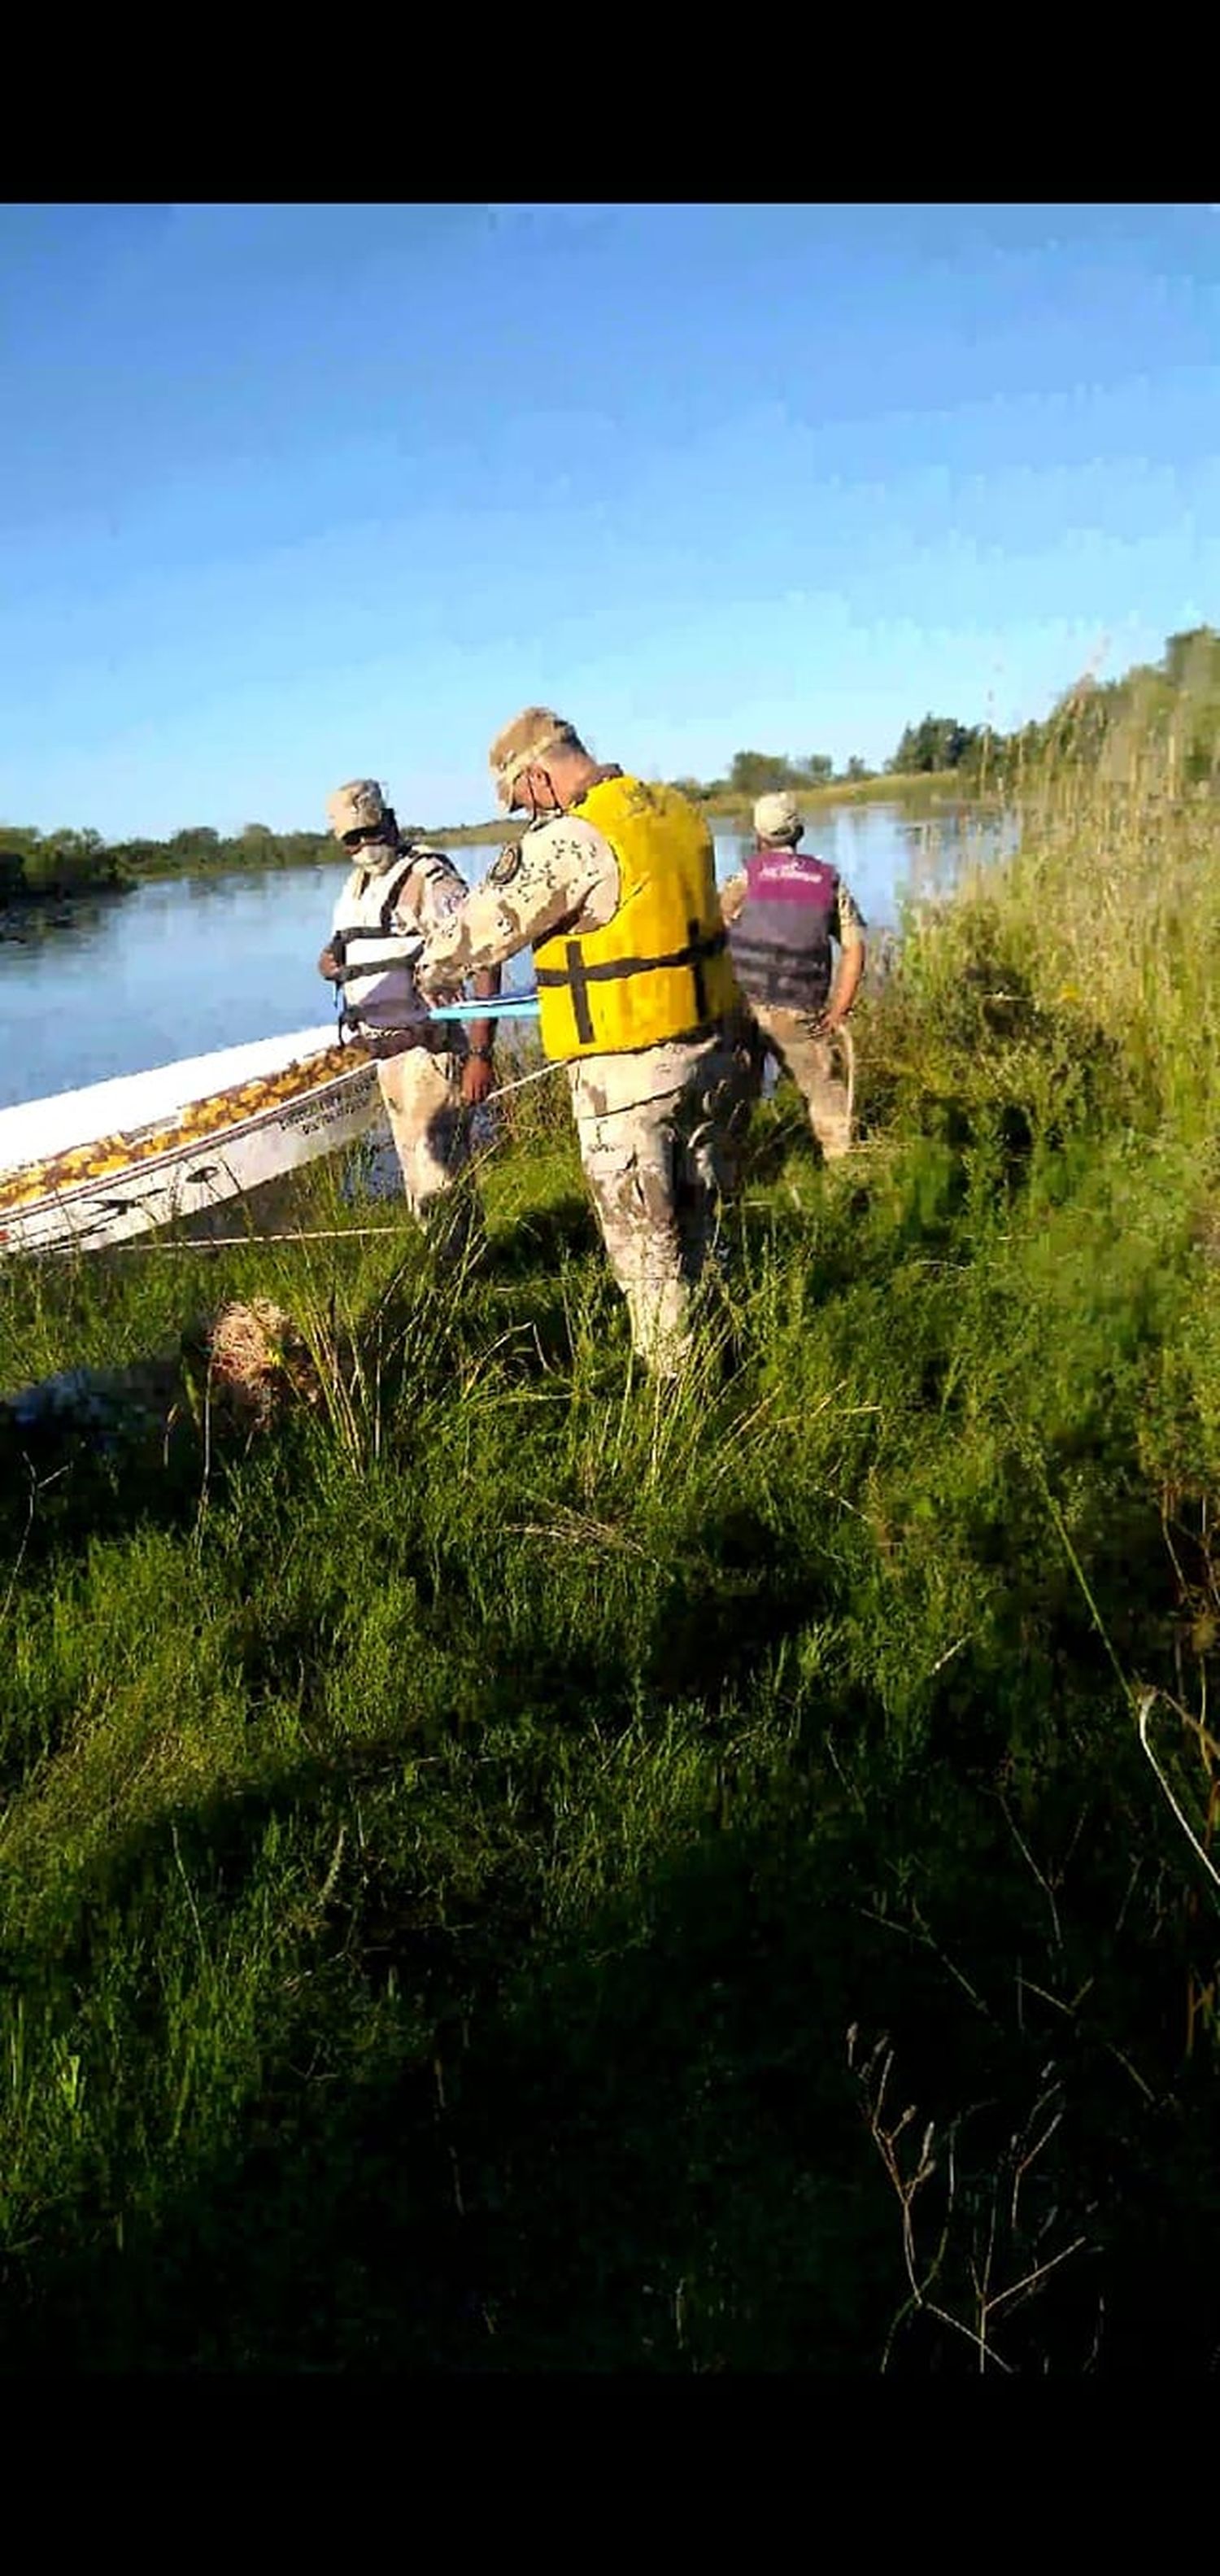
left=372, top=1037, right=483, bottom=1260
left=415, top=806, right=747, bottom=1372
left=325, top=784, right=486, bottom=1259
left=719, top=868, right=867, bottom=1161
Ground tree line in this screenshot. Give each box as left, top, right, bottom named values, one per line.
left=671, top=627, right=1220, bottom=803
left=4, top=627, right=1217, bottom=900
left=0, top=821, right=343, bottom=901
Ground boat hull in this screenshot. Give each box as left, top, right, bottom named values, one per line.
left=0, top=1028, right=382, bottom=1255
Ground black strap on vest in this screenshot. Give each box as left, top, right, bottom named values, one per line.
left=535, top=920, right=727, bottom=1047
left=731, top=932, right=825, bottom=968
left=333, top=854, right=421, bottom=981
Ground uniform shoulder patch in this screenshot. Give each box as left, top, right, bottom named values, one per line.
left=488, top=842, right=523, bottom=889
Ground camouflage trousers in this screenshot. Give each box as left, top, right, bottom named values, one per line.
left=572, top=1035, right=750, bottom=1378
left=375, top=1046, right=485, bottom=1260
left=742, top=1001, right=855, bottom=1161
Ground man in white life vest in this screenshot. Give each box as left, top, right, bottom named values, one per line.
left=412, top=708, right=749, bottom=1378
left=318, top=779, right=501, bottom=1254
left=719, top=791, right=868, bottom=1162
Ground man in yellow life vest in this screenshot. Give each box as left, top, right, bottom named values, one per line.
left=413, top=708, right=748, bottom=1376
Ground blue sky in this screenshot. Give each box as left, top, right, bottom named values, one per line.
left=2, top=202, right=1217, bottom=840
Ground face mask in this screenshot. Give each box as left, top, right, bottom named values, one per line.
left=519, top=769, right=560, bottom=819
left=348, top=834, right=399, bottom=875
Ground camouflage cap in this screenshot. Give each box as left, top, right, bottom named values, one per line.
left=488, top=707, right=577, bottom=810
left=753, top=790, right=804, bottom=842
left=325, top=779, right=389, bottom=840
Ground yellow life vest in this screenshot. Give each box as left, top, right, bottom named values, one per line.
left=534, top=775, right=739, bottom=1060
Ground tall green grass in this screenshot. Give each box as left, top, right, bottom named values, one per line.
left=1, top=733, right=1219, bottom=2371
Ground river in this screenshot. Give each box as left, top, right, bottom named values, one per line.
left=0, top=799, right=1004, bottom=1111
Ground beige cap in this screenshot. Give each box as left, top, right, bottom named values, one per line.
left=326, top=779, right=388, bottom=840
left=753, top=791, right=804, bottom=842
left=488, top=707, right=576, bottom=810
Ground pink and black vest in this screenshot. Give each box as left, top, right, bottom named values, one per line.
left=727, top=847, right=839, bottom=1012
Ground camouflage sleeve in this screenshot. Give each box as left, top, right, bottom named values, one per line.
left=415, top=824, right=611, bottom=989
left=412, top=856, right=468, bottom=936
left=830, top=879, right=868, bottom=950
left=718, top=871, right=748, bottom=925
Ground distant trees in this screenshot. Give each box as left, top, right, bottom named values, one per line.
left=669, top=749, right=877, bottom=804
left=728, top=749, right=799, bottom=800
left=670, top=736, right=987, bottom=801
left=958, top=627, right=1220, bottom=790
left=0, top=819, right=345, bottom=899
left=1101, top=626, right=1220, bottom=786
left=0, top=824, right=121, bottom=898
left=10, top=622, right=1218, bottom=905
left=109, top=825, right=336, bottom=876
left=662, top=627, right=1220, bottom=807
left=887, top=715, right=981, bottom=775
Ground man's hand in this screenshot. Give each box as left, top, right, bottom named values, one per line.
left=816, top=942, right=866, bottom=1038
left=461, top=1050, right=496, bottom=1108
left=317, top=941, right=343, bottom=984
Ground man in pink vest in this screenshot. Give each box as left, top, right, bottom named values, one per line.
left=720, top=790, right=868, bottom=1163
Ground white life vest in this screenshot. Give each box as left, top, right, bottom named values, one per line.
left=331, top=847, right=458, bottom=1029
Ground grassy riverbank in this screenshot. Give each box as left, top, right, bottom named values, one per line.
left=699, top=767, right=962, bottom=823
left=1, top=748, right=1219, bottom=2373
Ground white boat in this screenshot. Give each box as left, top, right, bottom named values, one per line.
left=0, top=1024, right=383, bottom=1255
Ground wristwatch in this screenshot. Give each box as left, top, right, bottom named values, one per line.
left=470, top=1043, right=495, bottom=1062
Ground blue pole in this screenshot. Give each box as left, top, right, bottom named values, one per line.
left=425, top=994, right=541, bottom=1024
